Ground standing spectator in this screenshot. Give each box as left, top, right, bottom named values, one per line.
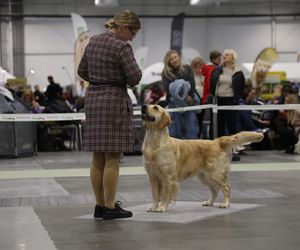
left=191, top=56, right=205, bottom=138
left=161, top=50, right=199, bottom=139
left=78, top=10, right=142, bottom=220
left=78, top=80, right=87, bottom=98
left=210, top=49, right=245, bottom=160
left=45, top=75, right=63, bottom=102
left=200, top=50, right=222, bottom=139
left=33, top=84, right=46, bottom=106
left=202, top=50, right=222, bottom=105
left=191, top=57, right=205, bottom=101
left=210, top=49, right=245, bottom=137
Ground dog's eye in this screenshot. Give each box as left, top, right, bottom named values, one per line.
left=153, top=106, right=159, bottom=110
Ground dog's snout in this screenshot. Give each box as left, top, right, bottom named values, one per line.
left=141, top=104, right=147, bottom=114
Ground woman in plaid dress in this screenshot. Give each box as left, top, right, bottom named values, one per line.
left=78, top=10, right=142, bottom=220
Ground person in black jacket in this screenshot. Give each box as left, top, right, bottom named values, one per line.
left=210, top=49, right=245, bottom=137
left=45, top=76, right=63, bottom=103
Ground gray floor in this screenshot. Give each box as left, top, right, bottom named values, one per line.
left=0, top=150, right=300, bottom=250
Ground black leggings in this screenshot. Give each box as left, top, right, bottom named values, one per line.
left=217, top=97, right=238, bottom=137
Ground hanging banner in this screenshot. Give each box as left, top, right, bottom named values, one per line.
left=71, top=13, right=90, bottom=95
left=170, top=12, right=185, bottom=55
left=74, top=31, right=91, bottom=94
left=134, top=46, right=148, bottom=71
left=71, top=13, right=88, bottom=40
left=251, top=47, right=278, bottom=89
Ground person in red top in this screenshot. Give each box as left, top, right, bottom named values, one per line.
left=200, top=50, right=222, bottom=104
left=193, top=51, right=222, bottom=139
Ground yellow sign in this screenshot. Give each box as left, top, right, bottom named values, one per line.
left=259, top=71, right=286, bottom=101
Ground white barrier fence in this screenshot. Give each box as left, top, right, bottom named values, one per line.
left=1, top=104, right=300, bottom=122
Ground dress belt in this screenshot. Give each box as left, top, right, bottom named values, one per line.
left=89, top=81, right=127, bottom=90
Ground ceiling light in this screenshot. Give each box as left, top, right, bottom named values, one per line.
left=95, top=0, right=119, bottom=6
left=190, top=0, right=200, bottom=5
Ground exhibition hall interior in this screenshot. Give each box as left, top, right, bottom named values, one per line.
left=1, top=0, right=300, bottom=249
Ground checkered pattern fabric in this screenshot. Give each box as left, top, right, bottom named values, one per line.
left=78, top=31, right=142, bottom=87
left=78, top=31, right=142, bottom=152
left=82, top=85, right=135, bottom=152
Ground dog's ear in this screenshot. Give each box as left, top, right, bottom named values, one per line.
left=159, top=111, right=172, bottom=129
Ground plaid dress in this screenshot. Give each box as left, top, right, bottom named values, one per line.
left=78, top=31, right=142, bottom=152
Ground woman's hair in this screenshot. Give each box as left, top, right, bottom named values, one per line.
left=105, top=10, right=141, bottom=30
left=223, top=49, right=238, bottom=64
left=191, top=57, right=205, bottom=69
left=242, top=85, right=255, bottom=100
left=21, top=89, right=34, bottom=102
left=286, top=93, right=300, bottom=123
left=286, top=93, right=299, bottom=104
left=162, top=50, right=186, bottom=80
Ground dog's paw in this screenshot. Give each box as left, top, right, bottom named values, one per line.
left=155, top=206, right=167, bottom=213
left=147, top=206, right=157, bottom=212
left=202, top=201, right=213, bottom=206
left=219, top=203, right=229, bottom=208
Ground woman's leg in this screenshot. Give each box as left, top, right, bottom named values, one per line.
left=103, top=152, right=121, bottom=209
left=90, top=152, right=105, bottom=206
left=184, top=111, right=199, bottom=139
left=225, top=110, right=238, bottom=135
left=217, top=110, right=226, bottom=137
left=169, top=112, right=183, bottom=139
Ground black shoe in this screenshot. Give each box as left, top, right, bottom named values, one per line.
left=94, top=205, right=104, bottom=219
left=232, top=154, right=240, bottom=161
left=102, top=201, right=133, bottom=220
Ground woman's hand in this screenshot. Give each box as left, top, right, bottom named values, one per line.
left=186, top=95, right=193, bottom=105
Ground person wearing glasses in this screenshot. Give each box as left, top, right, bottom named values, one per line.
left=78, top=10, right=142, bottom=220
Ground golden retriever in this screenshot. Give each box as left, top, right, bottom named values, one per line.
left=141, top=104, right=264, bottom=212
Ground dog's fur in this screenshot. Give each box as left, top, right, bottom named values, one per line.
left=141, top=104, right=264, bottom=212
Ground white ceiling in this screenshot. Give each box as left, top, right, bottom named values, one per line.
left=0, top=0, right=300, bottom=17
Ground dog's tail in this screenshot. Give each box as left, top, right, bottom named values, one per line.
left=218, top=131, right=264, bottom=153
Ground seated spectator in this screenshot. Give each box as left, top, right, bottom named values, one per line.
left=237, top=86, right=272, bottom=150
left=144, top=83, right=165, bottom=104
left=237, top=86, right=258, bottom=132
left=272, top=83, right=295, bottom=104
left=21, top=89, right=43, bottom=113
left=280, top=93, right=300, bottom=153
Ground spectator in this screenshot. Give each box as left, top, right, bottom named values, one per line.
left=202, top=50, right=222, bottom=105
left=144, top=83, right=165, bottom=104
left=237, top=86, right=258, bottom=132
left=191, top=57, right=205, bottom=101
left=21, top=89, right=42, bottom=113
left=33, top=84, right=46, bottom=106
left=210, top=49, right=245, bottom=137
left=78, top=80, right=87, bottom=98
left=45, top=76, right=63, bottom=102
left=161, top=50, right=199, bottom=139
left=200, top=50, right=222, bottom=139
left=210, top=49, right=245, bottom=161
left=191, top=56, right=206, bottom=138
left=277, top=93, right=300, bottom=153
